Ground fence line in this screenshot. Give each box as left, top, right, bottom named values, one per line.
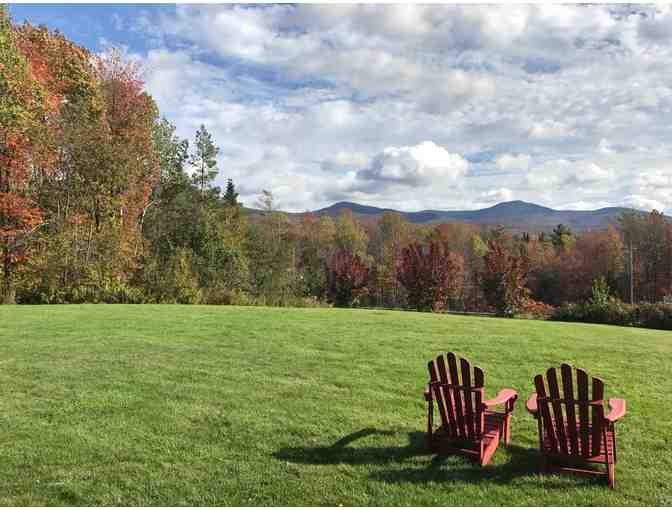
left=356, top=306, right=498, bottom=317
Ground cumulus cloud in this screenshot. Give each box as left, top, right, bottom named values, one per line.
left=357, top=141, right=468, bottom=187
left=527, top=159, right=612, bottom=187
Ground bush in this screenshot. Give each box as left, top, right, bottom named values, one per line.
left=552, top=300, right=672, bottom=330
left=517, top=299, right=555, bottom=319
left=201, top=287, right=240, bottom=305
left=552, top=299, right=633, bottom=326
left=16, top=281, right=146, bottom=304
left=634, top=302, right=672, bottom=330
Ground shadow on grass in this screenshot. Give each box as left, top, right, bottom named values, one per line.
left=274, top=428, right=424, bottom=466
left=274, top=428, right=605, bottom=489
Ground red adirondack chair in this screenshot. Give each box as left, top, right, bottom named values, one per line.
left=526, top=363, right=626, bottom=488
left=424, top=352, right=518, bottom=466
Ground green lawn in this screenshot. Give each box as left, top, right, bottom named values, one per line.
left=0, top=305, right=670, bottom=505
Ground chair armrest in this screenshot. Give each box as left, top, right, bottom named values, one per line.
left=606, top=397, right=626, bottom=423
left=483, top=388, right=517, bottom=408
left=424, top=385, right=432, bottom=402
left=525, top=393, right=538, bottom=415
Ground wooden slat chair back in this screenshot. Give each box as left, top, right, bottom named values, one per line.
left=526, top=363, right=626, bottom=488
left=424, top=352, right=517, bottom=466
left=428, top=352, right=485, bottom=443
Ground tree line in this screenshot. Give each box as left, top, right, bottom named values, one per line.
left=2, top=12, right=672, bottom=323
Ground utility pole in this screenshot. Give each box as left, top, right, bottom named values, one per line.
left=629, top=240, right=634, bottom=305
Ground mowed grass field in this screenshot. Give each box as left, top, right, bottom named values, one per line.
left=0, top=305, right=670, bottom=506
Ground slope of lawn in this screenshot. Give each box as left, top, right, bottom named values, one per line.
left=0, top=305, right=670, bottom=506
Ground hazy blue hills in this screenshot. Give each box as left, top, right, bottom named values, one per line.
left=312, top=200, right=655, bottom=232
left=245, top=199, right=663, bottom=232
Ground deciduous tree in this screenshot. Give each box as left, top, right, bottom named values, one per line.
left=397, top=241, right=464, bottom=312
left=481, top=240, right=530, bottom=316
left=326, top=249, right=370, bottom=307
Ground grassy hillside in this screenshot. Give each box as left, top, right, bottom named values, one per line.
left=0, top=305, right=669, bottom=505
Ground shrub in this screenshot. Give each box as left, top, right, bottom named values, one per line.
left=201, top=287, right=239, bottom=305
left=518, top=299, right=555, bottom=319
left=634, top=302, right=672, bottom=330
left=589, top=276, right=611, bottom=307
left=16, top=281, right=146, bottom=304
left=552, top=300, right=672, bottom=330
left=552, top=299, right=633, bottom=326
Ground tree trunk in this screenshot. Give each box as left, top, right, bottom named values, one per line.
left=2, top=244, right=15, bottom=304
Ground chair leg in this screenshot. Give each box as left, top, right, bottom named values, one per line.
left=425, top=400, right=434, bottom=451
left=504, top=414, right=512, bottom=445
left=607, top=461, right=615, bottom=489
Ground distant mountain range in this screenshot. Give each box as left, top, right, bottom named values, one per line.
left=245, top=199, right=664, bottom=232
left=301, top=200, right=663, bottom=232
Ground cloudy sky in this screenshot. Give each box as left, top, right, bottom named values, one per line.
left=9, top=4, right=672, bottom=213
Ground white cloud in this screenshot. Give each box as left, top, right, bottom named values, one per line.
left=481, top=188, right=514, bottom=203
left=116, top=4, right=672, bottom=212
left=623, top=195, right=668, bottom=212
left=495, top=153, right=531, bottom=172
left=558, top=200, right=613, bottom=211
left=527, top=159, right=612, bottom=188
left=357, top=141, right=468, bottom=187
left=529, top=121, right=576, bottom=140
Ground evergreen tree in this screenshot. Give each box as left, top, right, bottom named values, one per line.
left=551, top=223, right=574, bottom=252
left=189, top=125, right=219, bottom=197
left=223, top=178, right=239, bottom=207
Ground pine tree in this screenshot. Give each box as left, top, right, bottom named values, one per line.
left=189, top=125, right=219, bottom=197
left=223, top=178, right=239, bottom=207
left=551, top=223, right=574, bottom=252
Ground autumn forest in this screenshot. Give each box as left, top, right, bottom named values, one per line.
left=1, top=9, right=671, bottom=329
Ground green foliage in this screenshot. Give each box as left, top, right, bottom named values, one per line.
left=552, top=298, right=672, bottom=330
left=335, top=209, right=369, bottom=261
left=223, top=178, right=239, bottom=207
left=295, top=214, right=336, bottom=300
left=553, top=300, right=634, bottom=327
left=589, top=276, right=611, bottom=306
left=247, top=192, right=300, bottom=306
left=634, top=302, right=672, bottom=330
left=171, top=248, right=202, bottom=304
left=471, top=233, right=489, bottom=257
left=189, top=124, right=219, bottom=197
left=551, top=223, right=574, bottom=252
left=152, top=116, right=190, bottom=200
left=17, top=279, right=145, bottom=304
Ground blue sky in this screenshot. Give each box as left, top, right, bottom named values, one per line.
left=9, top=4, right=672, bottom=213
left=10, top=5, right=158, bottom=52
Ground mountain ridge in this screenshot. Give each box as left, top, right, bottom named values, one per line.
left=244, top=199, right=666, bottom=232
left=307, top=200, right=667, bottom=232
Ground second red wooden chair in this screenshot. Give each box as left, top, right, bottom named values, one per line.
left=525, top=363, right=626, bottom=488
